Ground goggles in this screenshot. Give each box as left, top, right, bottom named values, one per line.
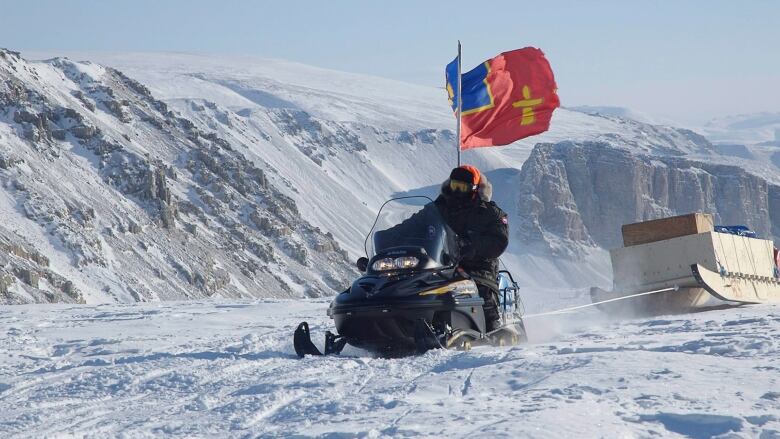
left=449, top=179, right=476, bottom=193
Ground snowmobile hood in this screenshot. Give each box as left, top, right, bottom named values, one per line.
left=342, top=268, right=460, bottom=302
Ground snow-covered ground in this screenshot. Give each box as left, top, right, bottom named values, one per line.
left=2, top=299, right=779, bottom=438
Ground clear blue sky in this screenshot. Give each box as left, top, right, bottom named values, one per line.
left=2, top=0, right=779, bottom=123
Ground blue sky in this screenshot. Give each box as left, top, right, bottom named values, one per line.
left=2, top=0, right=778, bottom=123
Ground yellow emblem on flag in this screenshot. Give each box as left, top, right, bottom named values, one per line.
left=512, top=85, right=543, bottom=126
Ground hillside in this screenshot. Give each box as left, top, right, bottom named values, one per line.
left=35, top=51, right=751, bottom=287
left=3, top=49, right=779, bottom=303
left=0, top=49, right=354, bottom=304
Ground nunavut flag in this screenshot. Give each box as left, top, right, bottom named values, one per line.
left=446, top=47, right=560, bottom=150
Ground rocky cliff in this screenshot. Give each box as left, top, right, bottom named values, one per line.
left=6, top=49, right=778, bottom=296
left=0, top=49, right=355, bottom=303
left=517, top=141, right=779, bottom=257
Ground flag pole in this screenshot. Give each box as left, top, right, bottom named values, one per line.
left=456, top=40, right=462, bottom=166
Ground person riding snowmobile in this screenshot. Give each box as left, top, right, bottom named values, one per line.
left=434, top=165, right=508, bottom=332
left=292, top=166, right=519, bottom=357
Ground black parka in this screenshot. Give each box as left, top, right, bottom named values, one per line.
left=433, top=177, right=508, bottom=291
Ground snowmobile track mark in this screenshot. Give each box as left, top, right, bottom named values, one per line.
left=377, top=406, right=418, bottom=437
left=355, top=368, right=375, bottom=394
left=242, top=390, right=306, bottom=429
left=461, top=369, right=475, bottom=397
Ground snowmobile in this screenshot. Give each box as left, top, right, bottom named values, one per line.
left=294, top=196, right=527, bottom=358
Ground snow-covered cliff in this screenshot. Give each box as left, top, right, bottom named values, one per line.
left=517, top=141, right=780, bottom=257
left=3, top=49, right=778, bottom=302
left=0, top=49, right=354, bottom=304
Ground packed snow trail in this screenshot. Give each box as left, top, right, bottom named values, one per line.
left=1, top=300, right=779, bottom=438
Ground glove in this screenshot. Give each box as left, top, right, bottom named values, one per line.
left=458, top=238, right=477, bottom=260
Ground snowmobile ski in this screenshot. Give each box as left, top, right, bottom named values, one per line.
left=294, top=322, right=347, bottom=357
left=293, top=322, right=321, bottom=357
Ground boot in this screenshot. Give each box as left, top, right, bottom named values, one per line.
left=484, top=306, right=502, bottom=332
left=477, top=284, right=503, bottom=332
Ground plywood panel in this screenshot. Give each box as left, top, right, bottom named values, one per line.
left=622, top=213, right=713, bottom=247
left=611, top=231, right=776, bottom=290
left=611, top=232, right=717, bottom=289
left=711, top=232, right=775, bottom=278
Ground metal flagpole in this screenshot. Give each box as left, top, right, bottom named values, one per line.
left=456, top=40, right=462, bottom=166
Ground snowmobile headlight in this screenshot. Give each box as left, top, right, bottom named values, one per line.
left=419, top=280, right=478, bottom=296
left=394, top=256, right=419, bottom=269
left=372, top=256, right=420, bottom=271
left=372, top=258, right=396, bottom=271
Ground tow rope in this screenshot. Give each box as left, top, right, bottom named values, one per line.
left=522, top=286, right=679, bottom=319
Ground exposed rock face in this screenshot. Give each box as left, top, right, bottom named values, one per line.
left=268, top=109, right=367, bottom=165
left=518, top=141, right=778, bottom=256
left=0, top=232, right=85, bottom=304
left=5, top=48, right=771, bottom=298
left=0, top=49, right=355, bottom=304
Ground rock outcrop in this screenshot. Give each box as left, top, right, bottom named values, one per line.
left=0, top=49, right=355, bottom=304
left=517, top=141, right=778, bottom=257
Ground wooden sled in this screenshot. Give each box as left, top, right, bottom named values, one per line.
left=592, top=223, right=780, bottom=315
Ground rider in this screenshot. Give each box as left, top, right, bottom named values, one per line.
left=434, top=165, right=509, bottom=332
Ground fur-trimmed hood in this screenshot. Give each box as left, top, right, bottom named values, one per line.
left=440, top=173, right=493, bottom=202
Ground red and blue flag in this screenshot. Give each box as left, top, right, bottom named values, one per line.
left=446, top=47, right=560, bottom=150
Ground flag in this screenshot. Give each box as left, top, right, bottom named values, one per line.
left=446, top=47, right=560, bottom=150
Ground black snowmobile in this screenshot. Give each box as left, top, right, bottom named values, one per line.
left=294, top=196, right=527, bottom=358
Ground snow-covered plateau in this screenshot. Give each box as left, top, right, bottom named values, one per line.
left=1, top=300, right=779, bottom=438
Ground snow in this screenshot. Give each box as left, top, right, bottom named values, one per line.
left=1, top=300, right=779, bottom=438
left=568, top=105, right=678, bottom=126
left=699, top=112, right=780, bottom=145
left=2, top=50, right=779, bottom=437
left=19, top=51, right=715, bottom=288
left=3, top=49, right=369, bottom=303
left=12, top=50, right=769, bottom=295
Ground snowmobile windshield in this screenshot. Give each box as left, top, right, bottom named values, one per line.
left=365, top=196, right=457, bottom=267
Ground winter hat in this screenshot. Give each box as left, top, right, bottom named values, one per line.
left=449, top=165, right=481, bottom=185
